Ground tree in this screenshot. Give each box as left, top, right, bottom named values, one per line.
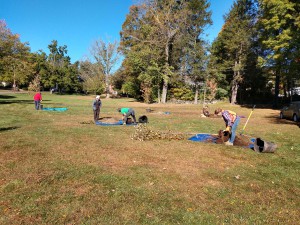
left=211, top=0, right=258, bottom=104
left=258, top=0, right=300, bottom=107
left=28, top=74, right=41, bottom=92
left=0, top=20, right=33, bottom=91
left=44, top=40, right=81, bottom=93
left=79, top=60, right=105, bottom=95
left=120, top=0, right=211, bottom=103
left=90, top=39, right=120, bottom=98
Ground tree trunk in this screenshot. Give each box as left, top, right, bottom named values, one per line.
left=161, top=80, right=168, bottom=104
left=231, top=60, right=240, bottom=104
left=13, top=66, right=16, bottom=92
left=105, top=74, right=110, bottom=98
left=203, top=82, right=206, bottom=107
left=194, top=87, right=198, bottom=104
left=157, top=88, right=161, bottom=103
left=273, top=68, right=280, bottom=108
left=231, top=81, right=238, bottom=104
left=161, top=42, right=170, bottom=104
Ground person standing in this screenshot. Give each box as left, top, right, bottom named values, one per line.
left=33, top=92, right=42, bottom=110
left=93, top=95, right=102, bottom=122
left=215, top=108, right=240, bottom=146
left=117, top=108, right=137, bottom=125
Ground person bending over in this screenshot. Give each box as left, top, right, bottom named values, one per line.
left=215, top=108, right=240, bottom=146
left=118, top=108, right=137, bottom=125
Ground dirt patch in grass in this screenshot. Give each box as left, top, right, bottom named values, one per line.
left=99, top=117, right=120, bottom=123
left=206, top=131, right=254, bottom=147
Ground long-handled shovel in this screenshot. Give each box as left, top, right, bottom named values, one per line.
left=240, top=105, right=256, bottom=135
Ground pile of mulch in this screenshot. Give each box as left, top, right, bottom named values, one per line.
left=131, top=124, right=187, bottom=141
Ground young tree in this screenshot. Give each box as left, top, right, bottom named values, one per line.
left=79, top=60, right=105, bottom=95
left=28, top=74, right=41, bottom=92
left=90, top=39, right=119, bottom=98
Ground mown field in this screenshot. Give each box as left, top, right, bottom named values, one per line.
left=0, top=92, right=299, bottom=224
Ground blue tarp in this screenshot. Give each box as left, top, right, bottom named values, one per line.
left=95, top=120, right=136, bottom=126
left=42, top=107, right=68, bottom=111
left=189, top=133, right=255, bottom=149
left=188, top=134, right=218, bottom=143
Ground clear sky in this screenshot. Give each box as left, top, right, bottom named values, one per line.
left=1, top=0, right=234, bottom=63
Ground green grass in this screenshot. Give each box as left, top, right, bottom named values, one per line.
left=0, top=92, right=299, bottom=224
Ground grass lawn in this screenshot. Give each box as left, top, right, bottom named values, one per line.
left=1, top=92, right=299, bottom=224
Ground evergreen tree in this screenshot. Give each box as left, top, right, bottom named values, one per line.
left=258, top=0, right=300, bottom=106
left=211, top=0, right=258, bottom=104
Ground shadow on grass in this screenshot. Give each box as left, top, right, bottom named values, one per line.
left=0, top=99, right=33, bottom=105
left=240, top=104, right=274, bottom=109
left=0, top=126, right=20, bottom=132
left=264, top=114, right=299, bottom=127
left=0, top=95, right=16, bottom=99
left=0, top=99, right=51, bottom=105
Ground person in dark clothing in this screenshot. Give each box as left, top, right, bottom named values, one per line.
left=93, top=95, right=102, bottom=122
left=215, top=108, right=240, bottom=146
left=117, top=108, right=137, bottom=125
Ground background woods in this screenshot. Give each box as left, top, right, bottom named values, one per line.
left=1, top=0, right=299, bottom=106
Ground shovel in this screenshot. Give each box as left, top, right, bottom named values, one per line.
left=240, top=105, right=255, bottom=135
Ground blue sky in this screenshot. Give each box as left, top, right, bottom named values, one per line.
left=1, top=0, right=234, bottom=63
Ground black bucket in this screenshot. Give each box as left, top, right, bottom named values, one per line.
left=138, top=115, right=148, bottom=123
left=126, top=118, right=132, bottom=124
left=254, top=138, right=277, bottom=153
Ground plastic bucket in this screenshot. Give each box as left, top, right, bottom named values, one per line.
left=254, top=138, right=277, bottom=153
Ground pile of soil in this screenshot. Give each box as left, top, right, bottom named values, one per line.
left=205, top=130, right=253, bottom=147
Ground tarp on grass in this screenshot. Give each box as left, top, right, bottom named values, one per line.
left=189, top=133, right=255, bottom=149
left=42, top=107, right=68, bottom=111
left=95, top=120, right=136, bottom=126
left=188, top=134, right=218, bottom=143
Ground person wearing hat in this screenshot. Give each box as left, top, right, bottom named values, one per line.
left=93, top=95, right=102, bottom=122
left=117, top=108, right=137, bottom=125
left=214, top=108, right=240, bottom=146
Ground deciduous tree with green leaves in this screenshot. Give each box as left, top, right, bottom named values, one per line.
left=44, top=40, right=82, bottom=93
left=120, top=0, right=211, bottom=103
left=0, top=20, right=34, bottom=91
left=79, top=60, right=105, bottom=95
